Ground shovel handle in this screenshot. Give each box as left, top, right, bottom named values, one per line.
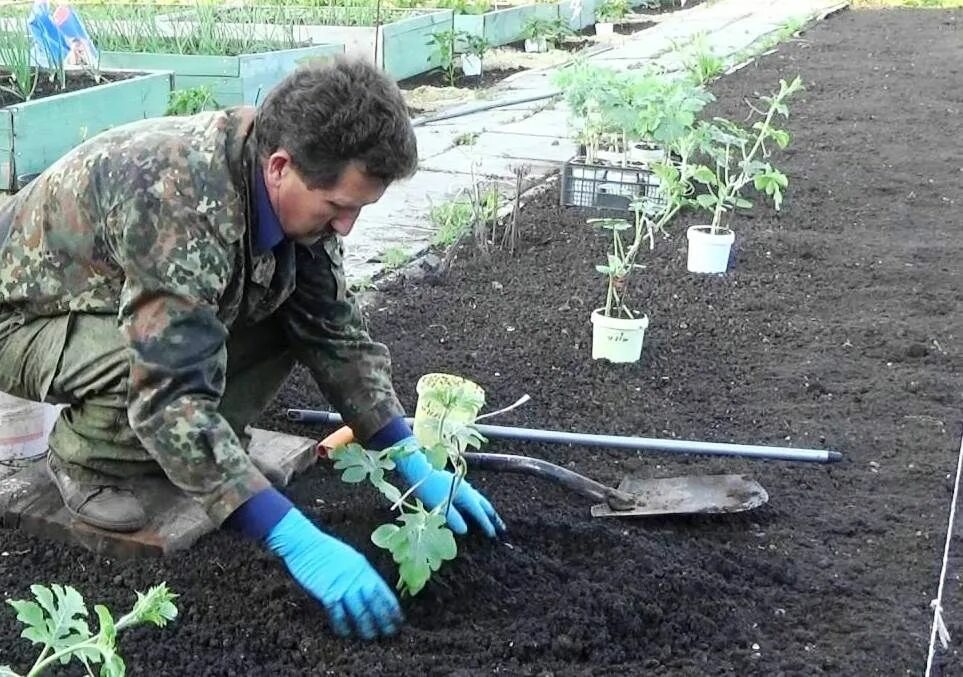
left=317, top=426, right=357, bottom=458
left=315, top=427, right=638, bottom=511
left=464, top=452, right=638, bottom=511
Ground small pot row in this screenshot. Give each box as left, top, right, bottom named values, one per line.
left=591, top=225, right=735, bottom=363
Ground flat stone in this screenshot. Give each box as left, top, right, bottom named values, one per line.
left=0, top=428, right=318, bottom=559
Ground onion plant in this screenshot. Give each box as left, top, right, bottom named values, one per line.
left=0, top=29, right=38, bottom=102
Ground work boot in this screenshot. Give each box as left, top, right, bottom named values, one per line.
left=45, top=452, right=147, bottom=532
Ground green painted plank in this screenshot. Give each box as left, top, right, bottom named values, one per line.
left=532, top=3, right=562, bottom=21
left=0, top=111, right=13, bottom=191
left=99, top=51, right=239, bottom=77
left=2, top=72, right=173, bottom=191
left=176, top=74, right=244, bottom=106
left=483, top=5, right=538, bottom=46
left=383, top=9, right=454, bottom=80
left=453, top=14, right=485, bottom=38
left=238, top=43, right=344, bottom=106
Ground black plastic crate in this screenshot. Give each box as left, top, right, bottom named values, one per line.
left=560, top=157, right=666, bottom=212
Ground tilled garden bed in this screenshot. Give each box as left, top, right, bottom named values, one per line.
left=2, top=6, right=962, bottom=676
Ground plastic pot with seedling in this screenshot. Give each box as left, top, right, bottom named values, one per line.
left=521, top=16, right=573, bottom=53
left=686, top=76, right=803, bottom=274
left=460, top=33, right=490, bottom=77
left=594, top=0, right=629, bottom=37
left=329, top=375, right=490, bottom=597
left=586, top=135, right=702, bottom=363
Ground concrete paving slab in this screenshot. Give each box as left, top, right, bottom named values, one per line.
left=497, top=106, right=574, bottom=139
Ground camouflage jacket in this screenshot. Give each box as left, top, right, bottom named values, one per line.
left=0, top=107, right=404, bottom=524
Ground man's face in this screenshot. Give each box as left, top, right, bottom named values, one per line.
left=262, top=151, right=387, bottom=244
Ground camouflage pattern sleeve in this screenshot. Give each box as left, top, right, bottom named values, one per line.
left=107, top=181, right=270, bottom=526
left=280, top=235, right=406, bottom=442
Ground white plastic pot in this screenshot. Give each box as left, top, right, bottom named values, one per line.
left=595, top=22, right=614, bottom=37
left=590, top=309, right=649, bottom=363
left=0, top=392, right=59, bottom=461
left=524, top=37, right=548, bottom=53
left=461, top=54, right=482, bottom=76
left=686, top=225, right=735, bottom=274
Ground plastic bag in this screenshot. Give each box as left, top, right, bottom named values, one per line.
left=27, top=0, right=98, bottom=68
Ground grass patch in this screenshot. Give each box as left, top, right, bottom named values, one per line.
left=430, top=198, right=474, bottom=246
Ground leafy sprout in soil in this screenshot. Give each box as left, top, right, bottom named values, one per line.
left=329, top=378, right=487, bottom=596
left=2, top=582, right=177, bottom=677
left=165, top=84, right=219, bottom=115
left=689, top=75, right=803, bottom=235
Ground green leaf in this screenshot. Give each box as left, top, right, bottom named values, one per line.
left=734, top=197, right=753, bottom=209
left=127, top=583, right=178, bottom=629
left=425, top=442, right=449, bottom=471
left=371, top=523, right=401, bottom=549
left=331, top=444, right=394, bottom=486
left=695, top=193, right=717, bottom=210
left=691, top=166, right=717, bottom=185
left=375, top=479, right=403, bottom=504
left=94, top=606, right=117, bottom=650
left=587, top=218, right=632, bottom=231
left=377, top=510, right=458, bottom=597
left=769, top=128, right=791, bottom=149
left=16, top=584, right=92, bottom=661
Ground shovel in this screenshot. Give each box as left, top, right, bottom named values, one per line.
left=316, top=426, right=768, bottom=518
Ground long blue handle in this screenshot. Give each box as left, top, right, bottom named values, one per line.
left=286, top=409, right=843, bottom=464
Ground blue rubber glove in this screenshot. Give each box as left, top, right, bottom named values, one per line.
left=391, top=436, right=507, bottom=538
left=265, top=507, right=404, bottom=639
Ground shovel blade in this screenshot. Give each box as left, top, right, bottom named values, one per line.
left=590, top=473, right=768, bottom=517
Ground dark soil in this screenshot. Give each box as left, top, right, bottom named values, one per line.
left=0, top=70, right=135, bottom=109
left=398, top=65, right=526, bottom=90
left=634, top=0, right=708, bottom=15
left=612, top=19, right=656, bottom=35
left=3, top=7, right=963, bottom=676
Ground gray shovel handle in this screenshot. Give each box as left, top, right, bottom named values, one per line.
left=464, top=452, right=638, bottom=510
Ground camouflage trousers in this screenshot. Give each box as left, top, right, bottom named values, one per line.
left=0, top=311, right=294, bottom=483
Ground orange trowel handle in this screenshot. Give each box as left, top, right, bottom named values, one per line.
left=317, top=425, right=357, bottom=459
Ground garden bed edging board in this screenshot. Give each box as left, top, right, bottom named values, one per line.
left=453, top=2, right=560, bottom=50
left=164, top=8, right=454, bottom=81
left=96, top=43, right=345, bottom=107
left=0, top=69, right=173, bottom=192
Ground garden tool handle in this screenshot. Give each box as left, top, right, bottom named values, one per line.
left=316, top=427, right=638, bottom=511
left=464, top=452, right=639, bottom=511
left=317, top=426, right=357, bottom=458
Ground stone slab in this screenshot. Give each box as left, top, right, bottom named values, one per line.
left=0, top=427, right=318, bottom=559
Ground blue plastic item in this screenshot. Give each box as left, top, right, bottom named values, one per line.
left=27, top=1, right=98, bottom=68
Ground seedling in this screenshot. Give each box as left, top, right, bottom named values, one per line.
left=460, top=33, right=491, bottom=76
left=595, top=0, right=630, bottom=23
left=330, top=380, right=487, bottom=596
left=588, top=128, right=703, bottom=318
left=379, top=246, right=411, bottom=270
left=0, top=30, right=38, bottom=103
left=521, top=16, right=573, bottom=48
left=2, top=582, right=177, bottom=677
left=165, top=84, right=219, bottom=116
left=677, top=32, right=726, bottom=85
left=430, top=194, right=475, bottom=246
left=689, top=76, right=803, bottom=234
left=453, top=131, right=479, bottom=146
left=427, top=29, right=458, bottom=86
left=553, top=61, right=713, bottom=165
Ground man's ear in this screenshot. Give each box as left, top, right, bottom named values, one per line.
left=264, top=149, right=293, bottom=188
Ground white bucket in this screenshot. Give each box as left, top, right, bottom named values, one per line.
left=590, top=309, right=649, bottom=363
left=524, top=37, right=548, bottom=53
left=0, top=392, right=59, bottom=461
left=461, top=54, right=482, bottom=76
left=686, top=225, right=735, bottom=274
left=595, top=22, right=614, bottom=37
